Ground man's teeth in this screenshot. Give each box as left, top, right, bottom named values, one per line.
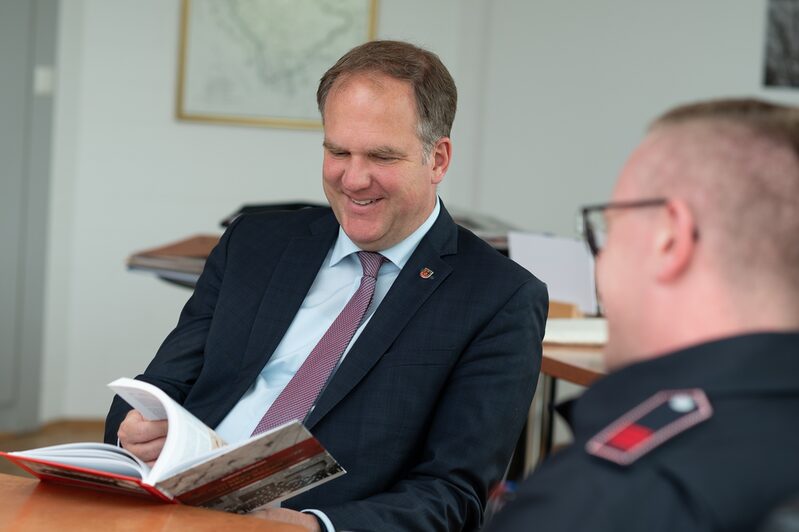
left=352, top=199, right=375, bottom=205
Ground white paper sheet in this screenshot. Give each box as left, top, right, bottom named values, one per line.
left=508, top=231, right=597, bottom=314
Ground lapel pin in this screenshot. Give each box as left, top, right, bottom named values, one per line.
left=420, top=267, right=434, bottom=279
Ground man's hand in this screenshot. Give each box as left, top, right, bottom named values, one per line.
left=250, top=508, right=321, bottom=531
left=117, top=410, right=168, bottom=466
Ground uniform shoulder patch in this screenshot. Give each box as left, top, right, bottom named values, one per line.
left=586, top=389, right=713, bottom=466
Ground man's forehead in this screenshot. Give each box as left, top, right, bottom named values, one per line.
left=614, top=131, right=682, bottom=199
left=329, top=71, right=412, bottom=98
left=612, top=140, right=659, bottom=199
left=323, top=72, right=417, bottom=127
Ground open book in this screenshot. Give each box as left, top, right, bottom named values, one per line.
left=0, top=378, right=345, bottom=513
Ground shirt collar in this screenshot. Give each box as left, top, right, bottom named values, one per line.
left=329, top=197, right=441, bottom=270
left=567, top=331, right=799, bottom=439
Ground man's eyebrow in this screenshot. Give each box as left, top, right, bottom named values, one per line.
left=322, top=140, right=345, bottom=152
left=368, top=146, right=406, bottom=158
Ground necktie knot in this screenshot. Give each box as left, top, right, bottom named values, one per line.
left=358, top=251, right=385, bottom=279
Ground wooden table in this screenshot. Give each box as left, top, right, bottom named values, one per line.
left=0, top=473, right=304, bottom=531
left=536, top=344, right=606, bottom=462
left=542, top=344, right=605, bottom=386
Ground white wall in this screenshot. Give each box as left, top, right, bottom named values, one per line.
left=42, top=0, right=799, bottom=419
left=42, top=0, right=465, bottom=419
left=476, top=1, right=799, bottom=235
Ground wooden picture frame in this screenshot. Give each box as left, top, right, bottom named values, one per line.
left=176, top=0, right=378, bottom=129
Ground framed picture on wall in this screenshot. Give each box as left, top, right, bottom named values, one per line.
left=176, top=0, right=378, bottom=129
left=764, top=0, right=799, bottom=89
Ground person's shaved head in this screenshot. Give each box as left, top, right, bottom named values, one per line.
left=639, top=99, right=799, bottom=294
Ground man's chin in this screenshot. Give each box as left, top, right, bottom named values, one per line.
left=341, top=226, right=385, bottom=251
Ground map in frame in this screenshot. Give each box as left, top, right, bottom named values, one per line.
left=177, top=0, right=378, bottom=129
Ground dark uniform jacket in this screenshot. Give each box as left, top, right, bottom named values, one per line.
left=105, top=205, right=548, bottom=532
left=485, top=332, right=799, bottom=532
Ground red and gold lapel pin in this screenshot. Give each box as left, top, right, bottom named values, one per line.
left=419, top=267, right=434, bottom=279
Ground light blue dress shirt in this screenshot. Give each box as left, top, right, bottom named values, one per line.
left=215, top=199, right=441, bottom=443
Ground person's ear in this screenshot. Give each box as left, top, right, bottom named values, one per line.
left=653, top=199, right=697, bottom=283
left=430, top=137, right=451, bottom=184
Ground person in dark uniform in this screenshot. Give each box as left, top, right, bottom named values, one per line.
left=485, top=98, right=799, bottom=532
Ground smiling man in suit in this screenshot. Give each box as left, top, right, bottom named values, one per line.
left=105, top=40, right=547, bottom=532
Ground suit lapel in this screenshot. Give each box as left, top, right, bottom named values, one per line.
left=235, top=214, right=339, bottom=385
left=306, top=206, right=459, bottom=429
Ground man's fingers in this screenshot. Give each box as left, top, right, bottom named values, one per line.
left=126, top=418, right=168, bottom=442
left=119, top=410, right=168, bottom=442
left=124, top=436, right=167, bottom=464
left=118, top=410, right=168, bottom=463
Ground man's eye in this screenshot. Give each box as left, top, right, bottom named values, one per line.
left=328, top=150, right=348, bottom=158
left=373, top=155, right=398, bottom=162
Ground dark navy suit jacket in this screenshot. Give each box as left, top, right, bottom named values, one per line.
left=105, top=205, right=547, bottom=531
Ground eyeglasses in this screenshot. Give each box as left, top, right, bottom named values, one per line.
left=579, top=198, right=669, bottom=256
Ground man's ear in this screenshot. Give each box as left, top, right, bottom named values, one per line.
left=430, top=137, right=452, bottom=184
left=654, top=199, right=697, bottom=283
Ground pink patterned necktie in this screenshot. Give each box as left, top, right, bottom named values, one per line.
left=251, top=251, right=386, bottom=435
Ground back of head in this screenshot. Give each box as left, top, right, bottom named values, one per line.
left=647, top=98, right=799, bottom=299
left=317, top=40, right=457, bottom=154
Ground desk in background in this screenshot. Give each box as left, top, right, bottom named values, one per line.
left=534, top=344, right=605, bottom=465
left=0, top=473, right=303, bottom=531
left=542, top=344, right=605, bottom=386
left=127, top=207, right=513, bottom=287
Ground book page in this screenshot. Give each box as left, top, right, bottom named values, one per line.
left=107, top=378, right=226, bottom=484
left=9, top=442, right=147, bottom=478
left=6, top=455, right=163, bottom=499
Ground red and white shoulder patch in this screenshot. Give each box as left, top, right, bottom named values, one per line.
left=586, top=389, right=713, bottom=466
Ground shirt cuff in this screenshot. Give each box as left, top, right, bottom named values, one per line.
left=302, top=509, right=335, bottom=532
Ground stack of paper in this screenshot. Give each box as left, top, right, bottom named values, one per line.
left=543, top=318, right=607, bottom=346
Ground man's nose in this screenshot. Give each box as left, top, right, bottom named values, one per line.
left=341, top=157, right=371, bottom=190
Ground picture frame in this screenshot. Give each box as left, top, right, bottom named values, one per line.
left=764, top=0, right=799, bottom=89
left=176, top=0, right=378, bottom=129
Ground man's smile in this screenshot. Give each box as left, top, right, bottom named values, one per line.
left=348, top=197, right=382, bottom=207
